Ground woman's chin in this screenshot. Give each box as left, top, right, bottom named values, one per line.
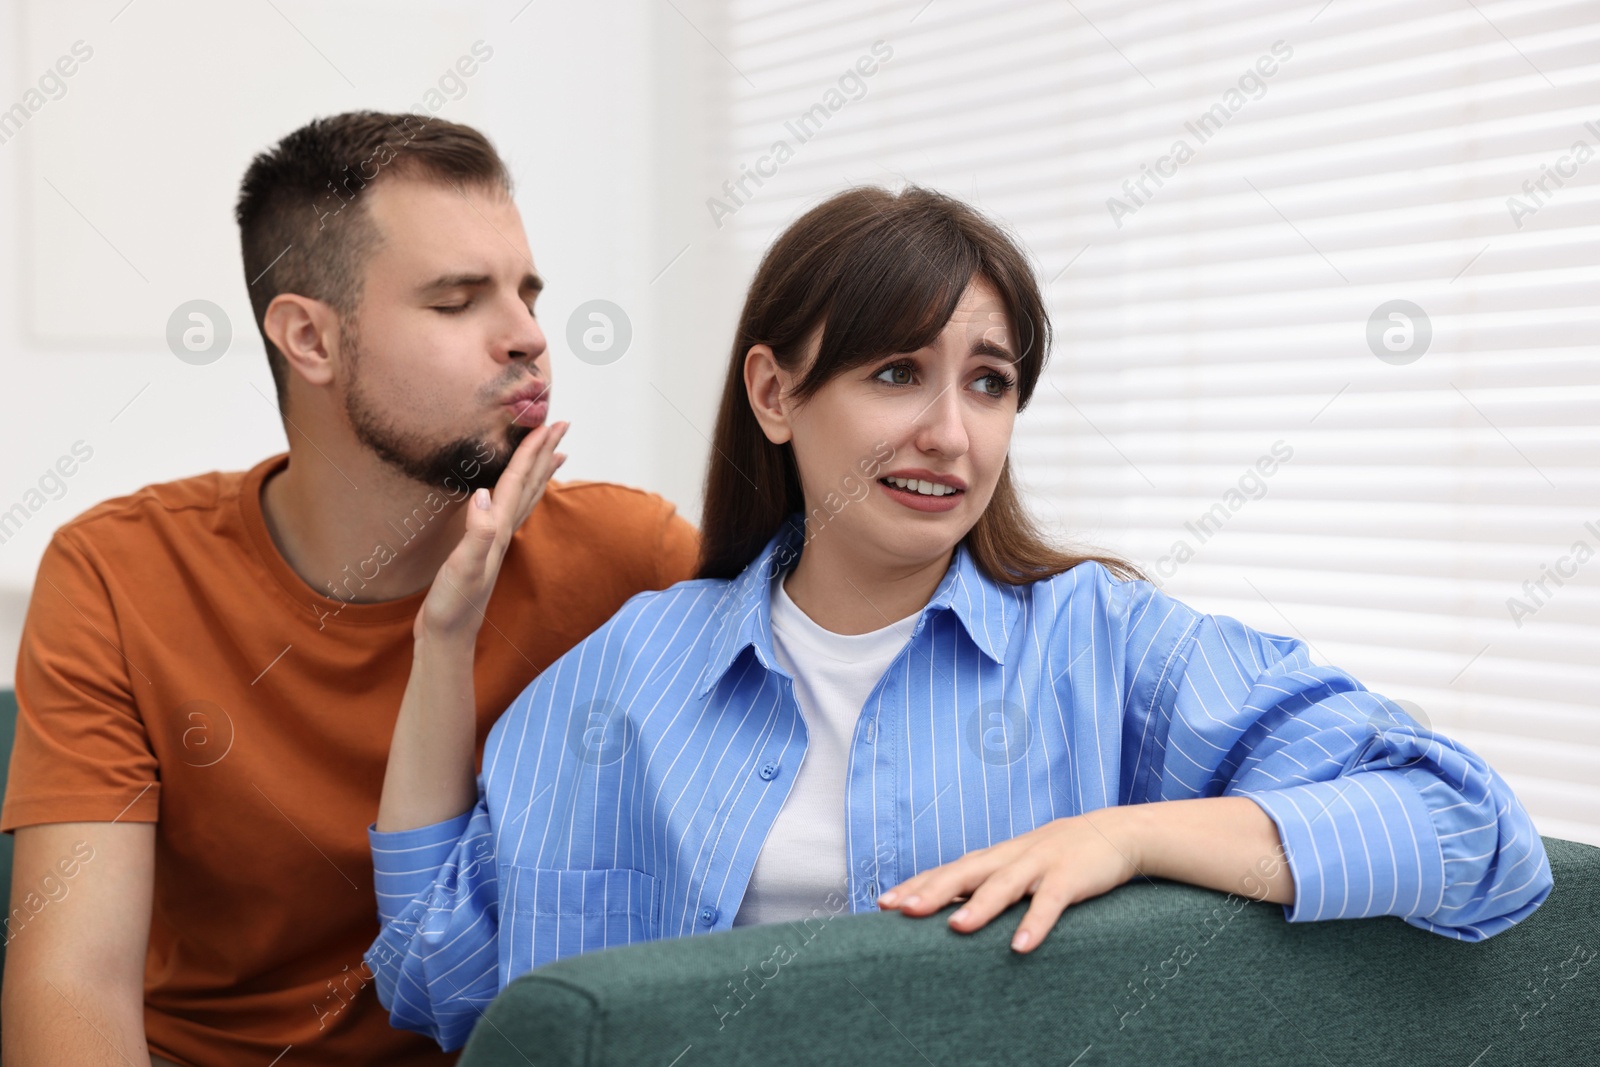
left=849, top=518, right=967, bottom=574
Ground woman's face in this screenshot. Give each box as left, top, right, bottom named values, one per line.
left=751, top=276, right=1022, bottom=571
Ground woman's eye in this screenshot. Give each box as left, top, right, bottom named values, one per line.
left=972, top=372, right=1012, bottom=397
left=875, top=364, right=914, bottom=386
left=434, top=303, right=470, bottom=315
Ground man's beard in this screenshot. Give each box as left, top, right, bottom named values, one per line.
left=341, top=323, right=530, bottom=493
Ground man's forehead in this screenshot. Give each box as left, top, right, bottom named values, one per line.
left=364, top=177, right=534, bottom=274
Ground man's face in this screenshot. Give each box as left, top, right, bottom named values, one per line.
left=340, top=176, right=550, bottom=491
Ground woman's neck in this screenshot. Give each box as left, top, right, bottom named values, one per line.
left=780, top=532, right=953, bottom=636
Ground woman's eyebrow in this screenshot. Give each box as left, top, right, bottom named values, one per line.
left=972, top=338, right=1016, bottom=362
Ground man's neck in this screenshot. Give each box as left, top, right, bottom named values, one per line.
left=259, top=441, right=469, bottom=604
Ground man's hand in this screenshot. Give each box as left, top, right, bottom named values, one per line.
left=875, top=811, right=1142, bottom=953
left=416, top=420, right=568, bottom=642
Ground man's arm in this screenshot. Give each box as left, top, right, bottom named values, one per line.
left=2, top=821, right=154, bottom=1066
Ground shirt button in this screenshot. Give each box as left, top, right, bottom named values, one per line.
left=865, top=879, right=878, bottom=899
left=864, top=722, right=876, bottom=744
left=758, top=760, right=780, bottom=781
left=699, top=905, right=719, bottom=926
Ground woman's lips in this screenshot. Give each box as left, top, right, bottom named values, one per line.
left=877, top=478, right=963, bottom=513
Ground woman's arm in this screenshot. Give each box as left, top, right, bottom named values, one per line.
left=366, top=422, right=567, bottom=1050
left=1117, top=794, right=1293, bottom=904
left=881, top=572, right=1549, bottom=951
left=366, top=797, right=504, bottom=1051
left=375, top=421, right=567, bottom=833
left=376, top=629, right=480, bottom=832
left=1125, top=607, right=1551, bottom=940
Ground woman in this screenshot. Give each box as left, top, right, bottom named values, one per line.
left=365, top=186, right=1551, bottom=1051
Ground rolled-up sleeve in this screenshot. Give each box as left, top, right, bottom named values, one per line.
left=365, top=793, right=501, bottom=1051
left=1123, top=598, right=1551, bottom=941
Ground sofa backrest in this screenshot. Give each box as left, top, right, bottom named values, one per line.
left=460, top=837, right=1599, bottom=1066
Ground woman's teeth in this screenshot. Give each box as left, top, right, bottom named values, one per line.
left=882, top=476, right=959, bottom=497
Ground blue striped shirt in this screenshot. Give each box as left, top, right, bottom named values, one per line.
left=366, top=516, right=1552, bottom=1050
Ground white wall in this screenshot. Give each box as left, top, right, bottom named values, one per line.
left=0, top=0, right=728, bottom=685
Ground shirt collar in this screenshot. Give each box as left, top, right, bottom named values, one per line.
left=692, top=515, right=1016, bottom=699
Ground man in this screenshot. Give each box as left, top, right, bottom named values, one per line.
left=1, top=111, right=698, bottom=1066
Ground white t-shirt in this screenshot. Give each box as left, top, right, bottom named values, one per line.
left=731, top=570, right=918, bottom=927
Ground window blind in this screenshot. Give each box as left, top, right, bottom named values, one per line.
left=707, top=0, right=1600, bottom=845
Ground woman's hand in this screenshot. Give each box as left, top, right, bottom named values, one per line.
left=875, top=810, right=1143, bottom=953
left=416, top=421, right=569, bottom=643
left=874, top=797, right=1292, bottom=954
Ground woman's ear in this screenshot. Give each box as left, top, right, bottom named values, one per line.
left=264, top=294, right=343, bottom=390
left=744, top=344, right=793, bottom=445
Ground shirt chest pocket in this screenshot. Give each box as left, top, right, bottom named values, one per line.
left=504, top=866, right=663, bottom=972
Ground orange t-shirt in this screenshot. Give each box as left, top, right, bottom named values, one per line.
left=1, top=453, right=700, bottom=1066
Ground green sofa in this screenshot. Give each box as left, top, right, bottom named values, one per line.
left=460, top=837, right=1599, bottom=1066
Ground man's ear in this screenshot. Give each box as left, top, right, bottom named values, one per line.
left=263, top=294, right=343, bottom=389
left=744, top=344, right=793, bottom=445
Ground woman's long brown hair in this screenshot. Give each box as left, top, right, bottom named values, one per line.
left=697, top=184, right=1144, bottom=586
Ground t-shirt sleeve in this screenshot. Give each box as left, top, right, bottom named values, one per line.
left=1, top=530, right=159, bottom=831
left=653, top=501, right=701, bottom=587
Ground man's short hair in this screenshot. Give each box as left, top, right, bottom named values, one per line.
left=235, top=111, right=513, bottom=409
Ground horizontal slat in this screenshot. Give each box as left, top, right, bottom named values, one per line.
left=1498, top=776, right=1600, bottom=843
left=1112, top=535, right=1600, bottom=588
left=1033, top=508, right=1600, bottom=547
left=1437, top=730, right=1600, bottom=787
left=1144, top=571, right=1600, bottom=638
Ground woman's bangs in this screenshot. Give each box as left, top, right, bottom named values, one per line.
left=798, top=221, right=979, bottom=393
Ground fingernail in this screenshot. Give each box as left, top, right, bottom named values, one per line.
left=1012, top=930, right=1032, bottom=951
left=902, top=895, right=920, bottom=909
left=949, top=908, right=969, bottom=924
left=877, top=890, right=898, bottom=905
left=474, top=488, right=492, bottom=510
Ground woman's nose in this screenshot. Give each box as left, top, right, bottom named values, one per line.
left=912, top=381, right=969, bottom=458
